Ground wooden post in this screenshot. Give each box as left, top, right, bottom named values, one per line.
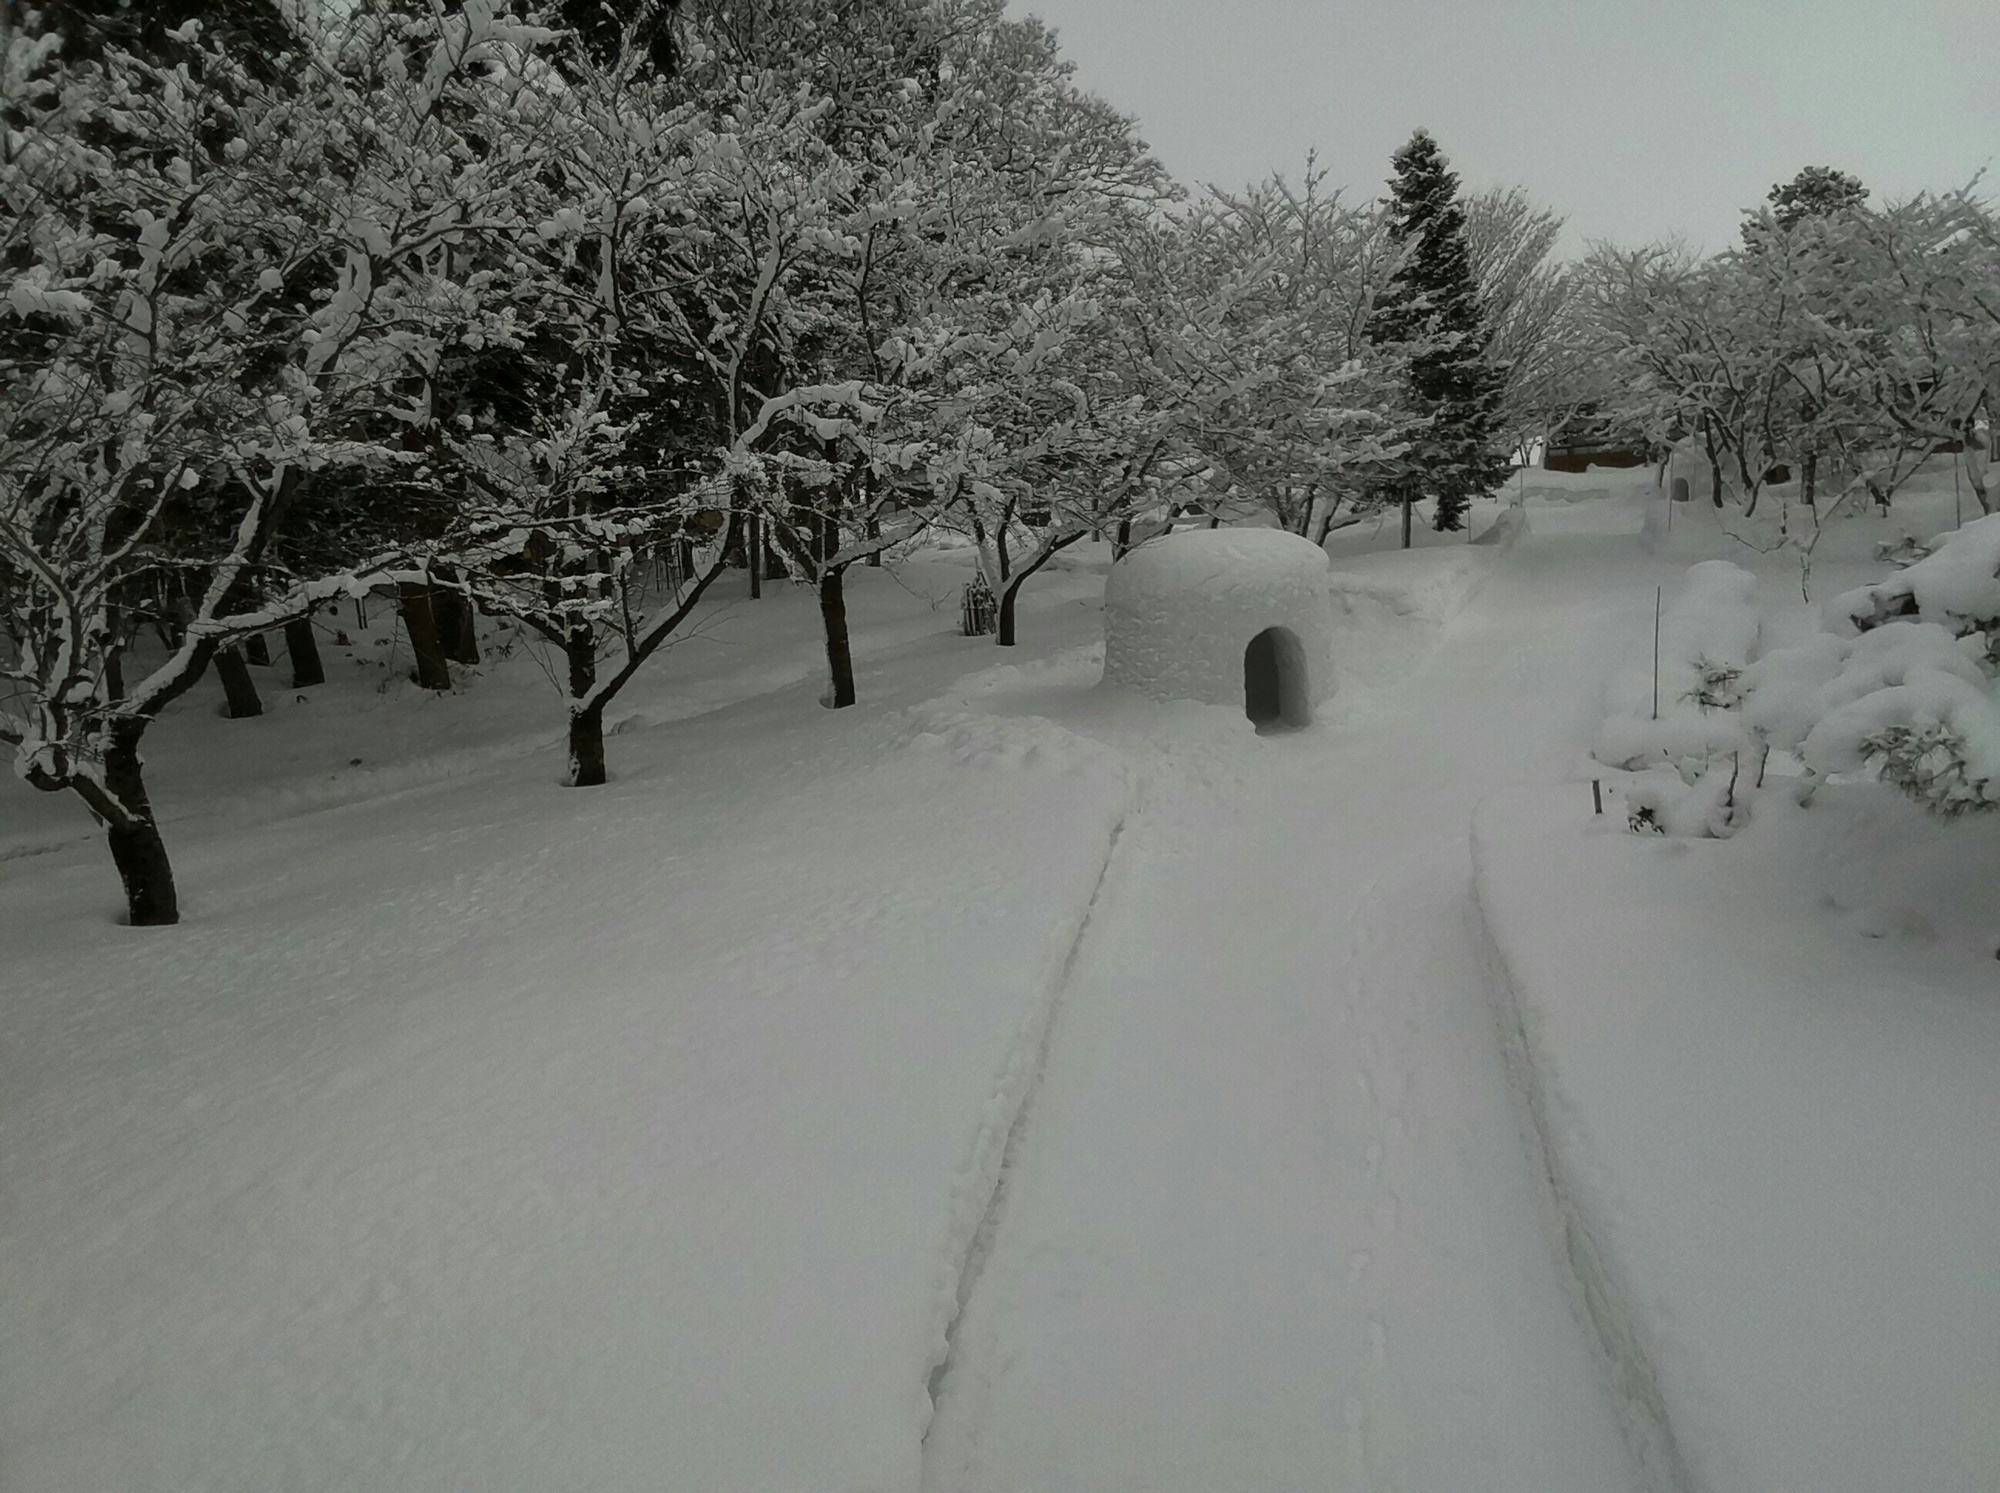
left=1400, top=488, right=1414, bottom=550
left=1651, top=585, right=1663, bottom=721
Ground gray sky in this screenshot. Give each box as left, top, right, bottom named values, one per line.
left=1017, top=0, right=1997, bottom=255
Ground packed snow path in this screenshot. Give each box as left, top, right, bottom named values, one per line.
left=924, top=522, right=1656, bottom=1491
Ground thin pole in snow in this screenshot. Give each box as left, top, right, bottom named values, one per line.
left=1592, top=778, right=1604, bottom=815
left=1651, top=585, right=1663, bottom=722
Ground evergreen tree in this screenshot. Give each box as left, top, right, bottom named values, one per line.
left=1366, top=129, right=1510, bottom=533
left=1766, top=165, right=1868, bottom=230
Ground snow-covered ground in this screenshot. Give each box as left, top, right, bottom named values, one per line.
left=919, top=510, right=1647, bottom=1491
left=1473, top=474, right=2000, bottom=1493
left=6, top=477, right=1993, bottom=1491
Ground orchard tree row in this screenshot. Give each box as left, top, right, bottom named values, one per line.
left=2, top=0, right=1550, bottom=923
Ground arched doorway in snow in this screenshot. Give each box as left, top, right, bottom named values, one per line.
left=1244, top=626, right=1311, bottom=731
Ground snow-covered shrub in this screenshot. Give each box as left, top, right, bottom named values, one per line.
left=1622, top=760, right=1748, bottom=838
left=1801, top=672, right=2000, bottom=817
left=1872, top=534, right=1935, bottom=569
left=1741, top=623, right=1986, bottom=754
left=1746, top=518, right=2000, bottom=818
left=1594, top=560, right=1760, bottom=777
left=1829, top=513, right=2000, bottom=638
left=1684, top=656, right=1744, bottom=712
left=1593, top=561, right=1762, bottom=837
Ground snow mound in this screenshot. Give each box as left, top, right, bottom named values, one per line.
left=1325, top=547, right=1482, bottom=626
left=1100, top=528, right=1334, bottom=712
left=1470, top=504, right=1530, bottom=547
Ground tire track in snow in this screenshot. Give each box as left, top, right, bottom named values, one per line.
left=919, top=803, right=1133, bottom=1464
left=1338, top=867, right=1411, bottom=1493
left=1469, top=866, right=1694, bottom=1493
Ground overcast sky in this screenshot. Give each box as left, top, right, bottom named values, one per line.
left=1015, top=0, right=1997, bottom=256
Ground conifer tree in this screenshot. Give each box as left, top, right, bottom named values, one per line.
left=1765, top=166, right=1868, bottom=231
left=1366, top=129, right=1511, bottom=534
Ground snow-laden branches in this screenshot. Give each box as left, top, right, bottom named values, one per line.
left=1584, top=189, right=2000, bottom=524
left=0, top=1, right=553, bottom=919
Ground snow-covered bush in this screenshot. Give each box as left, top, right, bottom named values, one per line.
left=1829, top=513, right=2000, bottom=638
left=1594, top=560, right=1760, bottom=778
left=1743, top=519, right=2000, bottom=818
left=1621, top=759, right=1748, bottom=838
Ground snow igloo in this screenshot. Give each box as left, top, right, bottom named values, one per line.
left=1101, top=527, right=1335, bottom=730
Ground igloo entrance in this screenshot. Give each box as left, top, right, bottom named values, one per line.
left=1243, top=626, right=1310, bottom=731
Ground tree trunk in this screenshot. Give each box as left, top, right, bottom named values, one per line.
left=284, top=616, right=325, bottom=688
left=820, top=564, right=856, bottom=708
left=1113, top=517, right=1133, bottom=560
left=1699, top=418, right=1726, bottom=507
left=100, top=726, right=178, bottom=925
left=398, top=582, right=453, bottom=690
left=748, top=513, right=763, bottom=599
left=1310, top=492, right=1343, bottom=545
left=565, top=627, right=605, bottom=786
left=1803, top=450, right=1818, bottom=508
left=244, top=633, right=271, bottom=666
left=568, top=706, right=606, bottom=787
left=995, top=534, right=1083, bottom=647
left=865, top=512, right=882, bottom=566
left=1400, top=489, right=1414, bottom=549
left=998, top=577, right=1023, bottom=646
left=214, top=646, right=264, bottom=718
left=433, top=580, right=479, bottom=665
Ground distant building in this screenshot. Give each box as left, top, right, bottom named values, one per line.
left=1541, top=407, right=1651, bottom=473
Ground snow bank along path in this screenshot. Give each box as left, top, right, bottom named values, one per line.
left=922, top=503, right=1663, bottom=1492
